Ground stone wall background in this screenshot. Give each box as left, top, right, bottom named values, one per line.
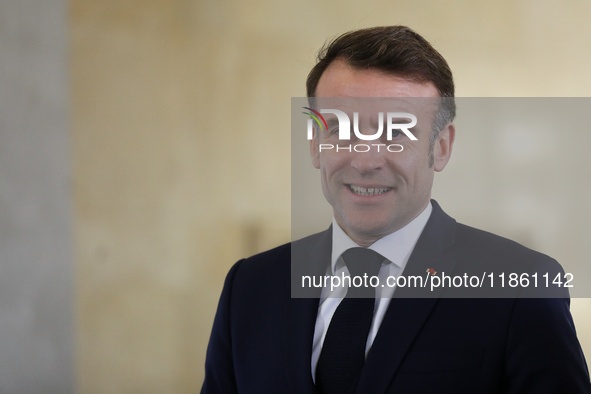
left=71, top=2, right=591, bottom=391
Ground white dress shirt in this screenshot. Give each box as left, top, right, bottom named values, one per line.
left=311, top=202, right=433, bottom=380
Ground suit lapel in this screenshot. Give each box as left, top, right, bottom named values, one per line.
left=283, top=228, right=332, bottom=394
left=283, top=297, right=320, bottom=394
left=356, top=200, right=458, bottom=393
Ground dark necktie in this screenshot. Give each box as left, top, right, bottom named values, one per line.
left=315, top=247, right=384, bottom=394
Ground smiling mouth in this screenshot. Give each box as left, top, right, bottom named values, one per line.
left=348, top=185, right=392, bottom=196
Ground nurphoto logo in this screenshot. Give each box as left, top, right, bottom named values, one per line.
left=302, top=107, right=417, bottom=152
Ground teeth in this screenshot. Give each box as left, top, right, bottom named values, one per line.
left=349, top=185, right=391, bottom=196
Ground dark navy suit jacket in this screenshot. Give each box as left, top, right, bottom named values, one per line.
left=202, top=201, right=591, bottom=393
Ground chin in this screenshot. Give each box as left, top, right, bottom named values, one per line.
left=343, top=217, right=393, bottom=239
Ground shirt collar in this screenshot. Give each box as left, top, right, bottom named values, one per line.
left=331, top=201, right=433, bottom=273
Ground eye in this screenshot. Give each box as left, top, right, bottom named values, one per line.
left=390, top=129, right=401, bottom=138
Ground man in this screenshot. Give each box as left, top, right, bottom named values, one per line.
left=202, top=26, right=591, bottom=393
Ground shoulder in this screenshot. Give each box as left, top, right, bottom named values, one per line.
left=430, top=200, right=556, bottom=265
left=452, top=222, right=567, bottom=297
left=454, top=222, right=553, bottom=262
left=227, top=229, right=329, bottom=290
left=229, top=242, right=291, bottom=286
left=236, top=228, right=329, bottom=268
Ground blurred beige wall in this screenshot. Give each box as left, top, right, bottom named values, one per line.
left=70, top=0, right=591, bottom=392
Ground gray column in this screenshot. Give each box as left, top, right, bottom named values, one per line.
left=0, top=0, right=73, bottom=392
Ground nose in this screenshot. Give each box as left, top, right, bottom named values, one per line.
left=350, top=143, right=386, bottom=174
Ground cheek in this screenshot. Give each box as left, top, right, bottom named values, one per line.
left=387, top=147, right=431, bottom=182
left=386, top=145, right=418, bottom=167
left=319, top=152, right=349, bottom=178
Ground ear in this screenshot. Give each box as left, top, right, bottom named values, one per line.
left=433, top=123, right=455, bottom=172
left=310, top=131, right=320, bottom=169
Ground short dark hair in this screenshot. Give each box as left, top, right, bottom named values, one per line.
left=306, top=25, right=456, bottom=158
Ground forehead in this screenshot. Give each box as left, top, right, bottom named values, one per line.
left=315, top=59, right=439, bottom=98
left=315, top=60, right=440, bottom=125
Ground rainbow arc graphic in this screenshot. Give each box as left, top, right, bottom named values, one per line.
left=302, top=107, right=328, bottom=133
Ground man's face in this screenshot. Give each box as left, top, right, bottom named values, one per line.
left=311, top=60, right=455, bottom=247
